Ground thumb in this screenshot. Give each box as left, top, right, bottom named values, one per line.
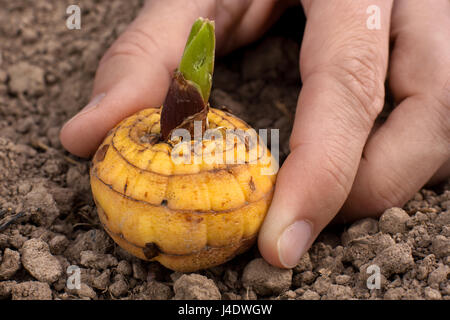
left=60, top=0, right=290, bottom=158
left=60, top=1, right=214, bottom=157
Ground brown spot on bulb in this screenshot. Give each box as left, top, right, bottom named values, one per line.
left=249, top=177, right=256, bottom=192
left=95, top=144, right=109, bottom=162
left=143, top=242, right=161, bottom=259
left=124, top=178, right=128, bottom=194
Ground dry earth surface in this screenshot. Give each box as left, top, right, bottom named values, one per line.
left=0, top=0, right=448, bottom=300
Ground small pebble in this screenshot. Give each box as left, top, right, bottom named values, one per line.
left=21, top=239, right=62, bottom=283
left=293, top=252, right=313, bottom=273
left=431, top=235, right=450, bottom=258
left=67, top=283, right=97, bottom=300
left=324, top=284, right=354, bottom=300
left=48, top=235, right=69, bottom=255
left=12, top=281, right=52, bottom=300
left=341, top=218, right=379, bottom=246
left=428, top=265, right=449, bottom=286
left=116, top=260, right=132, bottom=276
left=7, top=62, right=45, bottom=97
left=109, top=279, right=128, bottom=297
left=132, top=261, right=147, bottom=281
left=372, top=244, right=414, bottom=277
left=80, top=251, right=118, bottom=270
left=173, top=274, right=221, bottom=300
left=379, top=207, right=410, bottom=234
left=242, top=258, right=292, bottom=296
left=299, top=289, right=320, bottom=300
left=312, top=276, right=331, bottom=296
left=384, top=287, right=405, bottom=300
left=335, top=274, right=351, bottom=285
left=0, top=248, right=21, bottom=280
left=146, top=280, right=173, bottom=300
left=424, top=287, right=442, bottom=300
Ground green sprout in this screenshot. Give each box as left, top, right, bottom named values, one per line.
left=178, top=18, right=215, bottom=103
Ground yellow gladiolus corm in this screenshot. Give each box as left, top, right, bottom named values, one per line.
left=90, top=18, right=277, bottom=272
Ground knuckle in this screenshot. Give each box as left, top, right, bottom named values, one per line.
left=99, top=27, right=160, bottom=67
left=193, top=0, right=216, bottom=15
left=327, top=45, right=386, bottom=126
left=318, top=138, right=355, bottom=199
left=430, top=91, right=450, bottom=148
left=367, top=171, right=409, bottom=212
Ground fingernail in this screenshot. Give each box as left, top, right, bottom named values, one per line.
left=78, top=93, right=106, bottom=116
left=63, top=93, right=106, bottom=127
left=277, top=220, right=312, bottom=268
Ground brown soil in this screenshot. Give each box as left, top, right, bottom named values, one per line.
left=0, top=0, right=448, bottom=300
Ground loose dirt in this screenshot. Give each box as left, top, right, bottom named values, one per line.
left=0, top=0, right=448, bottom=300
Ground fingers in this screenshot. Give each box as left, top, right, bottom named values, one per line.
left=428, top=159, right=450, bottom=186
left=342, top=0, right=450, bottom=219
left=60, top=0, right=215, bottom=157
left=258, top=0, right=393, bottom=268
left=60, top=0, right=288, bottom=157
left=217, top=0, right=298, bottom=53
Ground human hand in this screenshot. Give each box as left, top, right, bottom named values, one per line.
left=258, top=0, right=450, bottom=268
left=59, top=0, right=290, bottom=156
left=60, top=0, right=449, bottom=270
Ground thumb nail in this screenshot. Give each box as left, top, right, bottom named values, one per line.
left=77, top=93, right=106, bottom=116
left=277, top=220, right=312, bottom=268
left=63, top=93, right=106, bottom=128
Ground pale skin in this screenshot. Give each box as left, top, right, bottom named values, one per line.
left=60, top=0, right=450, bottom=268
